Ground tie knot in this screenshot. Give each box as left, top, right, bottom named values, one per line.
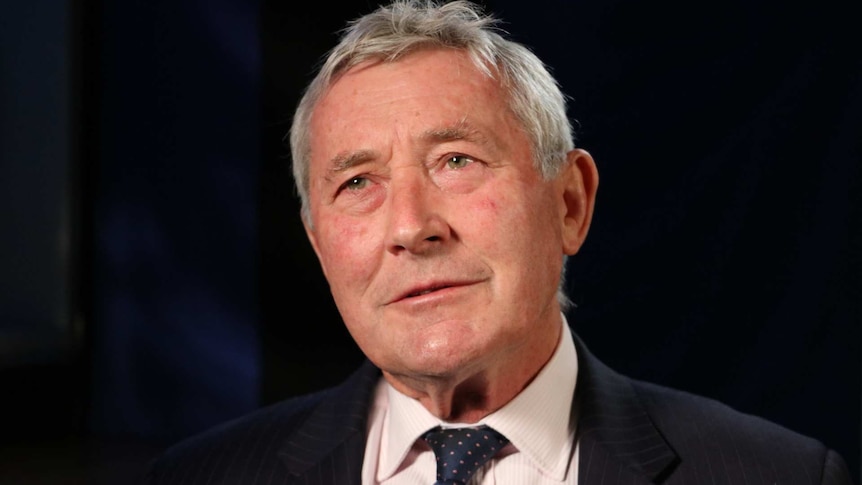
left=422, top=425, right=509, bottom=485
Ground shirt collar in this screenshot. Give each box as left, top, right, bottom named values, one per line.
left=377, top=378, right=440, bottom=479
left=484, top=315, right=578, bottom=479
left=378, top=314, right=578, bottom=480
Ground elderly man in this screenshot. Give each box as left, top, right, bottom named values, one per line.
left=144, top=1, right=854, bottom=484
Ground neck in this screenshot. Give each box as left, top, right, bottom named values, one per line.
left=383, top=319, right=562, bottom=423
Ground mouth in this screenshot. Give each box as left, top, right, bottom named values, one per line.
left=391, top=281, right=468, bottom=303
left=407, top=284, right=451, bottom=297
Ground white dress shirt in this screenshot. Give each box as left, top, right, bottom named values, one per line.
left=361, top=314, right=580, bottom=484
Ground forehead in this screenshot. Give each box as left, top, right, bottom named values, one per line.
left=306, top=49, right=525, bottom=170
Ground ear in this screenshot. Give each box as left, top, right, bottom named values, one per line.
left=302, top=216, right=329, bottom=280
left=559, top=148, right=599, bottom=255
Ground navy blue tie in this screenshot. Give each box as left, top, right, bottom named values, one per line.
left=422, top=425, right=510, bottom=485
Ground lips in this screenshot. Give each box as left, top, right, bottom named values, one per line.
left=391, top=280, right=470, bottom=303
left=408, top=284, right=450, bottom=297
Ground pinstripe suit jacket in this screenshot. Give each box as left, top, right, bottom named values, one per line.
left=143, top=333, right=854, bottom=484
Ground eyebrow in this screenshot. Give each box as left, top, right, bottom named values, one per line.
left=325, top=149, right=377, bottom=181
left=323, top=120, right=494, bottom=181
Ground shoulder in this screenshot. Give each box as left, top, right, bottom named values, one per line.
left=142, top=389, right=329, bottom=484
left=142, top=360, right=381, bottom=484
left=632, top=378, right=811, bottom=444
left=168, top=389, right=327, bottom=454
left=629, top=378, right=854, bottom=484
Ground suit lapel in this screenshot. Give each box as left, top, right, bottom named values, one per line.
left=572, top=333, right=679, bottom=484
left=278, top=359, right=381, bottom=485
left=273, top=332, right=679, bottom=484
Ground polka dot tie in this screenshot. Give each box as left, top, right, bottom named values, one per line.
left=421, top=425, right=510, bottom=485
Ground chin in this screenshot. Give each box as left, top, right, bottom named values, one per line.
left=410, top=342, right=486, bottom=378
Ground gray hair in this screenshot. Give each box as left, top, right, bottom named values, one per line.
left=288, top=0, right=576, bottom=310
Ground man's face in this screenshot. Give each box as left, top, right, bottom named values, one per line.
left=304, top=49, right=579, bottom=382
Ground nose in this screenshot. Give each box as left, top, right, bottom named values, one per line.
left=385, top=169, right=450, bottom=254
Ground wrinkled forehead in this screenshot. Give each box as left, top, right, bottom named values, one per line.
left=306, top=48, right=531, bottom=178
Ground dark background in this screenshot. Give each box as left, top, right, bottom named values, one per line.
left=1, top=0, right=858, bottom=483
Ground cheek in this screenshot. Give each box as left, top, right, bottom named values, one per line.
left=469, top=186, right=546, bottom=238
left=317, top=216, right=375, bottom=280
left=475, top=186, right=562, bottom=271
left=467, top=195, right=501, bottom=233
left=478, top=196, right=499, bottom=212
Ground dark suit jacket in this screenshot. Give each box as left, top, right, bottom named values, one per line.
left=144, top=333, right=854, bottom=484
